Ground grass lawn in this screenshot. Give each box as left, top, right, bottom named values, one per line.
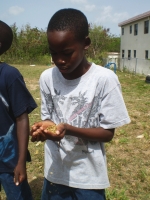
left=1, top=64, right=150, bottom=200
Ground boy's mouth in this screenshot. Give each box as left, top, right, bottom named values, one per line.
left=58, top=67, right=69, bottom=73
left=58, top=65, right=68, bottom=70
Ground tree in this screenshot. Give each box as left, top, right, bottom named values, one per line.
left=87, top=24, right=110, bottom=64
left=86, top=24, right=120, bottom=65
left=107, top=36, right=120, bottom=52
left=2, top=24, right=49, bottom=64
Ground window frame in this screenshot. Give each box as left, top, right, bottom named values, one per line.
left=134, top=24, right=138, bottom=35
left=144, top=20, right=149, bottom=34
left=129, top=25, right=132, bottom=34
left=128, top=50, right=131, bottom=60
left=145, top=50, right=148, bottom=59
left=134, top=50, right=136, bottom=58
left=122, top=50, right=125, bottom=58
left=122, top=27, right=124, bottom=35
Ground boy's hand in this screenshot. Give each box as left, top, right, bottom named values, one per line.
left=30, top=121, right=66, bottom=142
left=30, top=120, right=55, bottom=142
left=13, top=162, right=27, bottom=186
left=44, top=122, right=66, bottom=141
left=55, top=123, right=66, bottom=136
left=31, top=120, right=55, bottom=133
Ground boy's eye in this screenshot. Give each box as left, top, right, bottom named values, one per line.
left=49, top=48, right=56, bottom=55
left=49, top=49, right=73, bottom=56
left=63, top=51, right=73, bottom=55
left=49, top=50, right=57, bottom=56
left=50, top=52, right=56, bottom=55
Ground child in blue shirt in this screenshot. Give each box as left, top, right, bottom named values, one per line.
left=0, top=20, right=37, bottom=200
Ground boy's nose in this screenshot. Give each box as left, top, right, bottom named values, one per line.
left=57, top=58, right=66, bottom=65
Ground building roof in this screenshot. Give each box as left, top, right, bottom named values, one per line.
left=118, top=10, right=150, bottom=27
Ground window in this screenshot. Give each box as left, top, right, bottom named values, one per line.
left=145, top=50, right=148, bottom=59
left=134, top=50, right=136, bottom=58
left=128, top=50, right=131, bottom=60
left=144, top=20, right=149, bottom=34
left=122, top=27, right=124, bottom=35
left=122, top=50, right=125, bottom=58
left=134, top=24, right=138, bottom=35
left=130, top=25, right=132, bottom=34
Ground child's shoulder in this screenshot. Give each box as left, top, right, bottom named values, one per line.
left=0, top=62, right=21, bottom=77
left=41, top=66, right=53, bottom=74
left=40, top=66, right=56, bottom=79
left=92, top=63, right=118, bottom=79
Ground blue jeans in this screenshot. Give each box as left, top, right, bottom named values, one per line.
left=41, top=178, right=106, bottom=200
left=0, top=172, right=33, bottom=200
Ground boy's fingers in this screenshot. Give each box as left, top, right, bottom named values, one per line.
left=35, top=133, right=40, bottom=141
left=33, top=121, right=43, bottom=127
left=31, top=131, right=39, bottom=141
left=31, top=136, right=37, bottom=142
left=56, top=123, right=66, bottom=134
left=31, top=130, right=46, bottom=142
left=14, top=173, right=19, bottom=186
left=40, top=132, right=47, bottom=141
left=56, top=130, right=61, bottom=135
left=31, top=122, right=43, bottom=130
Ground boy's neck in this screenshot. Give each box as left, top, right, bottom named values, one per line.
left=62, top=60, right=91, bottom=80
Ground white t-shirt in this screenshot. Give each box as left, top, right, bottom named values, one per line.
left=39, top=63, right=130, bottom=189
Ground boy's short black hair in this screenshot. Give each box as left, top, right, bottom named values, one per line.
left=0, top=20, right=13, bottom=55
left=47, top=8, right=89, bottom=41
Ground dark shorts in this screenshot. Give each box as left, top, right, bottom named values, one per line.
left=0, top=172, right=33, bottom=200
left=41, top=178, right=106, bottom=200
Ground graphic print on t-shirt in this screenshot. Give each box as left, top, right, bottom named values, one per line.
left=42, top=88, right=100, bottom=150
left=43, top=88, right=100, bottom=127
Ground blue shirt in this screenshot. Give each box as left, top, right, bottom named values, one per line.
left=0, top=63, right=37, bottom=172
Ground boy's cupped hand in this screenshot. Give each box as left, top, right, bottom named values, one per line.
left=30, top=120, right=66, bottom=142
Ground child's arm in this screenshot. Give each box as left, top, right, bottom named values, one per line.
left=14, top=112, right=29, bottom=185
left=59, top=123, right=114, bottom=142
left=30, top=121, right=114, bottom=143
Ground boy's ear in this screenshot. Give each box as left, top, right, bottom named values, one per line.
left=84, top=36, right=91, bottom=50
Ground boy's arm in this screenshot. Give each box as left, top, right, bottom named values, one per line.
left=31, top=121, right=114, bottom=143
left=58, top=123, right=114, bottom=142
left=14, top=112, right=29, bottom=185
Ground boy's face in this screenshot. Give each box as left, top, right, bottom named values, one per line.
left=47, top=30, right=90, bottom=79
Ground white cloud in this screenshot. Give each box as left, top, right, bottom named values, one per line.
left=61, top=0, right=96, bottom=12
left=9, top=6, right=24, bottom=16
left=102, top=6, right=112, bottom=16
left=85, top=4, right=96, bottom=12
left=0, top=13, right=8, bottom=19
left=112, top=12, right=129, bottom=23
left=95, top=6, right=129, bottom=24
left=70, top=0, right=87, bottom=3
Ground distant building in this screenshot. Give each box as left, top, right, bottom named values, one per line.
left=118, top=11, right=150, bottom=75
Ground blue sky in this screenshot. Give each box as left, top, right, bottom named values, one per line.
left=1, top=0, right=150, bottom=36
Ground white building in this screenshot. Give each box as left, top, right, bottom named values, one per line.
left=118, top=10, right=150, bottom=75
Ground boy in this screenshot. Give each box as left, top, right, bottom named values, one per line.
left=0, top=20, right=37, bottom=200
left=31, top=8, right=130, bottom=200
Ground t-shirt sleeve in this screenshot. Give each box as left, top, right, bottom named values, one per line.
left=39, top=73, right=53, bottom=121
left=8, top=76, right=37, bottom=118
left=99, top=84, right=130, bottom=129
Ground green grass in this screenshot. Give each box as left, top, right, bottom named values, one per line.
left=1, top=65, right=150, bottom=200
